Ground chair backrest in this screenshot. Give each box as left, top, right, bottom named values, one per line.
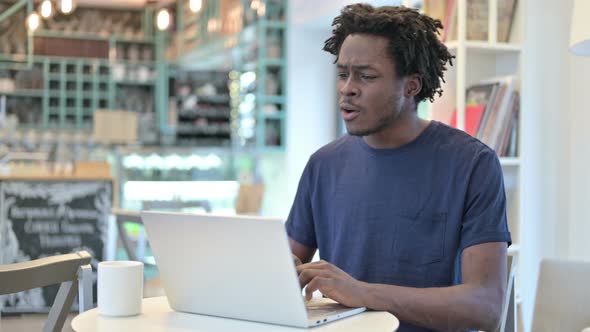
left=112, top=200, right=211, bottom=264
left=0, top=251, right=93, bottom=332
left=112, top=208, right=144, bottom=263
left=496, top=255, right=517, bottom=332
left=531, top=259, right=590, bottom=332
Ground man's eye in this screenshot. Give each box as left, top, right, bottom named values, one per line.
left=360, top=75, right=376, bottom=80
left=337, top=73, right=348, bottom=79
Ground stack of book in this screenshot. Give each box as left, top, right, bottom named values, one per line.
left=450, top=76, right=519, bottom=157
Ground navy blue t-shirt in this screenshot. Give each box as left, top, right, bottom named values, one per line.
left=286, top=121, right=511, bottom=332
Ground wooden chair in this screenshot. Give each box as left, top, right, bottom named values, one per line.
left=0, top=251, right=93, bottom=332
left=531, top=259, right=590, bottom=332
left=111, top=208, right=145, bottom=263
left=112, top=200, right=211, bottom=264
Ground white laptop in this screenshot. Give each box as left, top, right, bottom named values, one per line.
left=140, top=211, right=366, bottom=328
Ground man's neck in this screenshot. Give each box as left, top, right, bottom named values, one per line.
left=362, top=111, right=430, bottom=149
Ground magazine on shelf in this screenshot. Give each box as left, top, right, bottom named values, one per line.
left=498, top=92, right=519, bottom=156
left=449, top=81, right=499, bottom=136
left=506, top=109, right=519, bottom=157
left=448, top=76, right=519, bottom=156
left=479, top=76, right=517, bottom=151
left=450, top=104, right=485, bottom=137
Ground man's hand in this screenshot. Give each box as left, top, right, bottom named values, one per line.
left=296, top=260, right=368, bottom=308
left=293, top=254, right=303, bottom=266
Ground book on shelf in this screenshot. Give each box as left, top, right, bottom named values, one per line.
left=422, top=0, right=456, bottom=42
left=423, top=0, right=450, bottom=34
left=478, top=75, right=517, bottom=153
left=447, top=76, right=519, bottom=157
left=450, top=104, right=485, bottom=137
left=478, top=80, right=507, bottom=144
left=498, top=92, right=519, bottom=157
left=467, top=0, right=518, bottom=42
left=440, top=0, right=518, bottom=43
left=506, top=108, right=518, bottom=157
left=449, top=81, right=499, bottom=136
left=442, top=0, right=456, bottom=42
left=498, top=0, right=519, bottom=43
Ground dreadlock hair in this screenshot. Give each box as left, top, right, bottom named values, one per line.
left=323, top=4, right=454, bottom=104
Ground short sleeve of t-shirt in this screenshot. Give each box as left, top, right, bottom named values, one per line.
left=460, top=149, right=512, bottom=251
left=285, top=160, right=317, bottom=248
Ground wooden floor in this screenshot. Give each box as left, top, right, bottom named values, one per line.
left=0, top=276, right=164, bottom=332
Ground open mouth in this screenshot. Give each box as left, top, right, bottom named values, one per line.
left=340, top=105, right=360, bottom=121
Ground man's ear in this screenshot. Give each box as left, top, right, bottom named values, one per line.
left=404, top=74, right=422, bottom=98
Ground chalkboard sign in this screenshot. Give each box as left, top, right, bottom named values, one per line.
left=0, top=180, right=112, bottom=313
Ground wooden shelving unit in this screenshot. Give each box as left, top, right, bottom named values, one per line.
left=1, top=55, right=159, bottom=131
left=1, top=0, right=288, bottom=150
left=0, top=2, right=165, bottom=144
left=174, top=0, right=288, bottom=150
left=170, top=69, right=233, bottom=147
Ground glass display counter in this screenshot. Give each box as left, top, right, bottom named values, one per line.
left=113, top=147, right=260, bottom=214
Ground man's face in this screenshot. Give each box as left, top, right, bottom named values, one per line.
left=337, top=34, right=406, bottom=136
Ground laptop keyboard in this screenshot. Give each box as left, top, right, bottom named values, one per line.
left=305, top=299, right=354, bottom=319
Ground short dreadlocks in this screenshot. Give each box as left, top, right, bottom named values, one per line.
left=323, top=4, right=454, bottom=104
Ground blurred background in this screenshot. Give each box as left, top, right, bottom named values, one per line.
left=1, top=1, right=590, bottom=332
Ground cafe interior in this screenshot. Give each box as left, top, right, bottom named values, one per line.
left=1, top=0, right=590, bottom=331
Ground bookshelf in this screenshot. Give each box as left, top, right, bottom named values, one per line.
left=175, top=0, right=288, bottom=151
left=419, top=0, right=525, bottom=305
left=1, top=56, right=158, bottom=132
left=0, top=3, right=164, bottom=143
left=169, top=69, right=232, bottom=147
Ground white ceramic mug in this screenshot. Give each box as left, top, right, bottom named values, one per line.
left=97, top=261, right=143, bottom=317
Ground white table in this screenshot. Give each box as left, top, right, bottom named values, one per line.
left=72, top=296, right=399, bottom=332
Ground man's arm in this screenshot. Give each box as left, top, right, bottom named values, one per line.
left=289, top=237, right=316, bottom=265
left=298, top=242, right=507, bottom=332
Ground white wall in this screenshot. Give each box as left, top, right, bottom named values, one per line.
left=258, top=153, right=290, bottom=217
left=285, top=24, right=337, bottom=210
left=519, top=0, right=590, bottom=329
left=520, top=0, right=570, bottom=328
left=260, top=1, right=346, bottom=218
left=282, top=1, right=400, bottom=217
